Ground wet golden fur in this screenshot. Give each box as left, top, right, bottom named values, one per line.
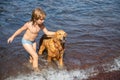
left=38, top=30, right=67, bottom=68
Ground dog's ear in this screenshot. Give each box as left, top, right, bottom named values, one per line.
left=54, top=31, right=58, bottom=38
left=64, top=32, right=67, bottom=37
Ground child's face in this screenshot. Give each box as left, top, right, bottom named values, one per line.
left=36, top=18, right=44, bottom=25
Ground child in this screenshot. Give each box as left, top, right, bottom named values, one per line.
left=7, top=8, right=55, bottom=72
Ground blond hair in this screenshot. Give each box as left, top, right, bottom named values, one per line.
left=31, top=8, right=46, bottom=24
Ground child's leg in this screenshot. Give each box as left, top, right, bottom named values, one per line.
left=29, top=42, right=37, bottom=63
left=22, top=44, right=39, bottom=71
left=29, top=56, right=33, bottom=63
left=33, top=42, right=37, bottom=51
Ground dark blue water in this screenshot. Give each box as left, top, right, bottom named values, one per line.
left=0, top=0, right=120, bottom=80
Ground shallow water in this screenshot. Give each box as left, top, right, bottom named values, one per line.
left=0, top=0, right=120, bottom=80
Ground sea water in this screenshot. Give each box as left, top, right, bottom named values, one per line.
left=0, top=0, right=120, bottom=80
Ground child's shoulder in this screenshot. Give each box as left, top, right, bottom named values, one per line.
left=24, top=21, right=32, bottom=26
left=27, top=21, right=32, bottom=24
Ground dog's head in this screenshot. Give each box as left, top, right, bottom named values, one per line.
left=54, top=30, right=67, bottom=43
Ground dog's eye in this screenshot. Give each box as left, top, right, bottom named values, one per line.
left=58, top=33, right=61, bottom=35
left=59, top=33, right=62, bottom=35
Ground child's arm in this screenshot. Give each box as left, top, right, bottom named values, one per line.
left=7, top=23, right=28, bottom=43
left=41, top=25, right=55, bottom=36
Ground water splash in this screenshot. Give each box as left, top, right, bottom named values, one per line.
left=5, top=57, right=120, bottom=80
left=5, top=68, right=97, bottom=80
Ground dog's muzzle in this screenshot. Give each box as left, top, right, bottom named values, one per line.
left=60, top=37, right=66, bottom=43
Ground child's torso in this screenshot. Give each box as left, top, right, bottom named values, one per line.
left=23, top=22, right=41, bottom=41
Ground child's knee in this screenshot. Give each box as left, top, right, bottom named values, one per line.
left=33, top=54, right=38, bottom=60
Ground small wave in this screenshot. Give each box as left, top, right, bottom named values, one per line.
left=5, top=57, right=120, bottom=80
left=5, top=67, right=97, bottom=80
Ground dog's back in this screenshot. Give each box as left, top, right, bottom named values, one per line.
left=38, top=34, right=52, bottom=50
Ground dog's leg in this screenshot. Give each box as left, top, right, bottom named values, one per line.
left=58, top=55, right=64, bottom=68
left=58, top=50, right=65, bottom=68
left=47, top=55, right=52, bottom=63
left=38, top=44, right=45, bottom=55
left=47, top=55, right=53, bottom=68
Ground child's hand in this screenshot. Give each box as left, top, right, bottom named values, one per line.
left=7, top=37, right=14, bottom=44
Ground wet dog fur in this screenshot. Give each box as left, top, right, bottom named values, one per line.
left=38, top=30, right=67, bottom=68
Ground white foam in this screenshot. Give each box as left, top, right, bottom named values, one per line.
left=5, top=57, right=120, bottom=80
left=102, top=57, right=120, bottom=72
left=5, top=67, right=98, bottom=80
left=115, top=57, right=120, bottom=67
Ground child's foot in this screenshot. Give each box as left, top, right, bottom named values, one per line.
left=23, top=62, right=32, bottom=69
left=33, top=67, right=40, bottom=72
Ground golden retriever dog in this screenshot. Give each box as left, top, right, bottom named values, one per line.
left=38, top=30, right=67, bottom=68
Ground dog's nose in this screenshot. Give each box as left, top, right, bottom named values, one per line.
left=62, top=37, right=66, bottom=43
left=63, top=37, right=65, bottom=40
